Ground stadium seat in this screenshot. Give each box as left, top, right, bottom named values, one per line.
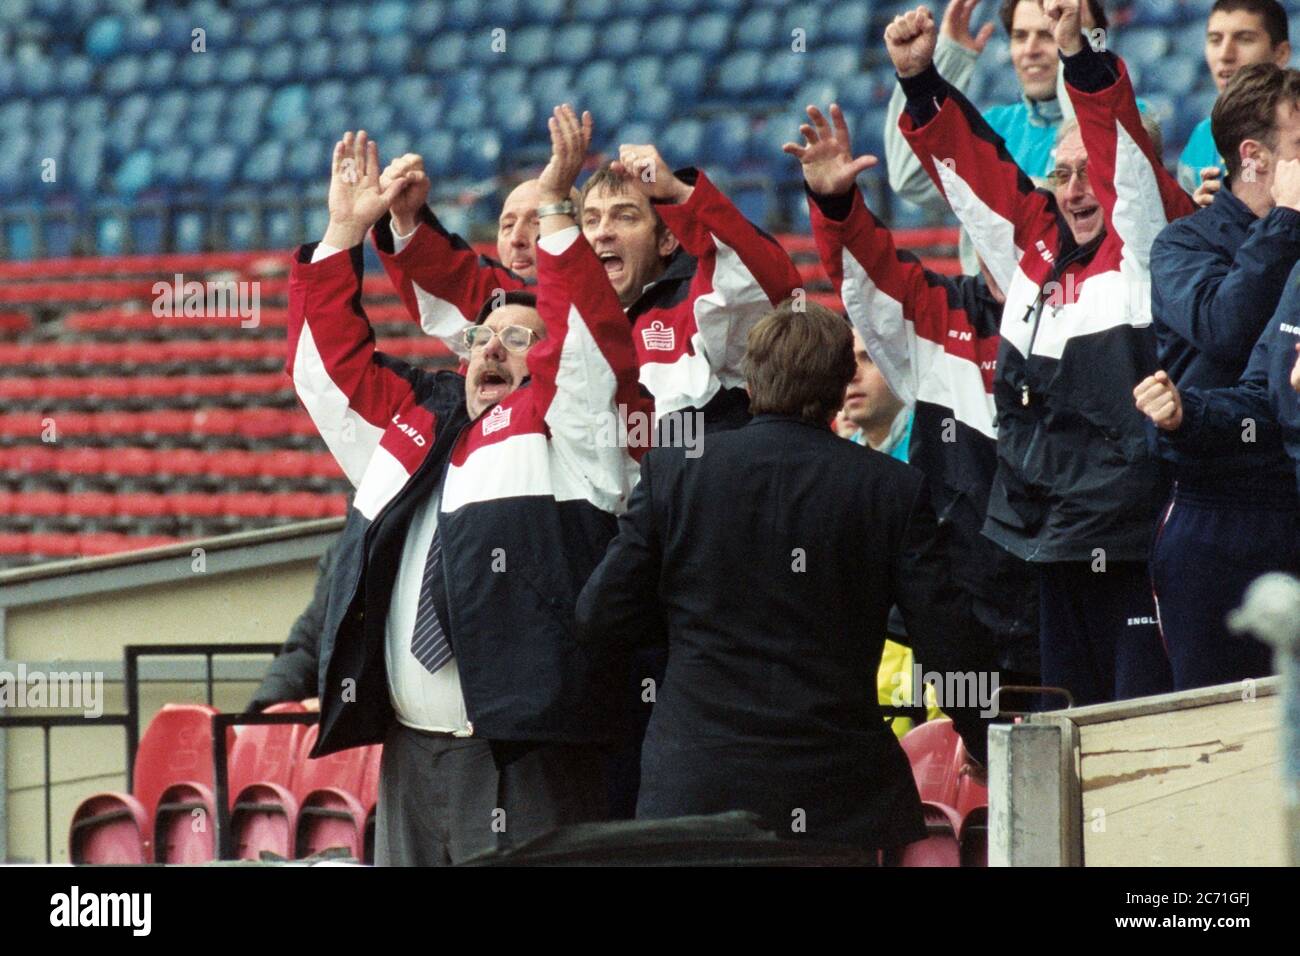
left=153, top=781, right=219, bottom=863
left=883, top=802, right=963, bottom=867
left=68, top=794, right=150, bottom=865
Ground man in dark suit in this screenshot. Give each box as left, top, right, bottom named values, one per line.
left=576, top=299, right=995, bottom=852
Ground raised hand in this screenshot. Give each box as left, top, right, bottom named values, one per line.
left=1270, top=157, right=1300, bottom=212
left=1041, top=0, right=1083, bottom=57
left=885, top=6, right=939, bottom=79
left=323, top=131, right=410, bottom=249
left=1193, top=167, right=1222, bottom=208
left=380, top=153, right=430, bottom=235
left=1133, top=371, right=1184, bottom=431
left=942, top=0, right=994, bottom=54
left=538, top=104, right=592, bottom=205
left=782, top=104, right=879, bottom=197
left=611, top=143, right=693, bottom=203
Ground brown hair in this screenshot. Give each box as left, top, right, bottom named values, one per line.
left=1210, top=0, right=1289, bottom=48
left=744, top=299, right=855, bottom=425
left=1211, top=62, right=1300, bottom=180
left=999, top=0, right=1107, bottom=35
left=579, top=161, right=670, bottom=241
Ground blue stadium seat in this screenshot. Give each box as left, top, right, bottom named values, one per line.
left=392, top=75, right=433, bottom=107
left=829, top=0, right=872, bottom=40
left=265, top=206, right=299, bottom=249
left=551, top=23, right=595, bottom=65
left=736, top=9, right=778, bottom=48
left=444, top=0, right=482, bottom=28
left=312, top=81, right=348, bottom=112
left=284, top=139, right=327, bottom=184
left=220, top=48, right=257, bottom=86
left=374, top=36, right=413, bottom=75
left=665, top=52, right=706, bottom=101
left=625, top=55, right=663, bottom=94
left=329, top=4, right=367, bottom=38
left=493, top=96, right=536, bottom=138
left=257, top=43, right=296, bottom=83
left=69, top=132, right=105, bottom=194
left=193, top=145, right=239, bottom=190
left=575, top=60, right=617, bottom=100
left=141, top=50, right=176, bottom=89
left=687, top=13, right=731, bottom=54
left=102, top=54, right=142, bottom=95
left=426, top=32, right=466, bottom=72
left=174, top=210, right=206, bottom=252
left=604, top=19, right=640, bottom=59
left=85, top=16, right=125, bottom=61
left=368, top=0, right=410, bottom=37
left=224, top=206, right=259, bottom=251
left=531, top=66, right=574, bottom=108
left=717, top=50, right=764, bottom=96
left=645, top=16, right=687, bottom=56
left=613, top=122, right=657, bottom=151
left=418, top=131, right=457, bottom=177
left=703, top=115, right=751, bottom=168
left=659, top=118, right=705, bottom=169
left=247, top=7, right=286, bottom=46
left=113, top=149, right=153, bottom=196
left=808, top=45, right=860, bottom=80
left=336, top=37, right=371, bottom=77
left=141, top=114, right=180, bottom=149
left=1115, top=27, right=1170, bottom=70
left=95, top=214, right=127, bottom=256
left=781, top=4, right=821, bottom=44
left=289, top=7, right=324, bottom=41
left=445, top=98, right=487, bottom=131
left=628, top=84, right=673, bottom=123
left=409, top=0, right=445, bottom=36
left=180, top=47, right=218, bottom=86
left=526, top=0, right=566, bottom=22
left=268, top=85, right=309, bottom=132
left=763, top=53, right=806, bottom=97
left=730, top=187, right=773, bottom=229
left=404, top=94, right=446, bottom=133
left=459, top=129, right=502, bottom=179
left=243, top=141, right=285, bottom=185
left=511, top=26, right=551, bottom=67
left=1128, top=0, right=1182, bottom=26
left=59, top=55, right=94, bottom=94
left=1143, top=55, right=1200, bottom=98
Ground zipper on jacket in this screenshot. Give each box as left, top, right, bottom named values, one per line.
left=1017, top=234, right=1101, bottom=408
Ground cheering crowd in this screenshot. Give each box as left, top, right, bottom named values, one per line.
left=275, top=0, right=1300, bottom=861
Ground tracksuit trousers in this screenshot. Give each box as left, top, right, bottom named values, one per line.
left=1149, top=486, right=1296, bottom=692
left=1037, top=560, right=1173, bottom=707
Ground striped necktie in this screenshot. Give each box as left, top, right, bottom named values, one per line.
left=411, top=526, right=453, bottom=674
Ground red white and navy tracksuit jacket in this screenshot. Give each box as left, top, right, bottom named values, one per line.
left=808, top=184, right=1037, bottom=673
left=900, top=46, right=1196, bottom=563
left=286, top=226, right=651, bottom=757
left=373, top=168, right=802, bottom=427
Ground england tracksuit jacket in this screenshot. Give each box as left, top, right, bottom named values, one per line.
left=898, top=46, right=1196, bottom=564
left=807, top=183, right=1038, bottom=676
left=286, top=226, right=651, bottom=757
left=372, top=169, right=802, bottom=427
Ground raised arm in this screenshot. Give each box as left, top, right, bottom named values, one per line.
left=287, top=132, right=432, bottom=488
left=371, top=153, right=527, bottom=358
left=790, top=104, right=996, bottom=435
left=1047, top=0, right=1194, bottom=271
left=613, top=143, right=802, bottom=380
left=883, top=0, right=992, bottom=212
left=889, top=6, right=1058, bottom=292
left=531, top=107, right=654, bottom=504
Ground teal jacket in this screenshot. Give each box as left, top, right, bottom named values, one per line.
left=1177, top=116, right=1224, bottom=195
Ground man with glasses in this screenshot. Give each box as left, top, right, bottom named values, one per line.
left=286, top=108, right=651, bottom=865
left=888, top=0, right=1194, bottom=704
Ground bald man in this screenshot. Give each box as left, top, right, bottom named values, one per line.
left=373, top=153, right=580, bottom=360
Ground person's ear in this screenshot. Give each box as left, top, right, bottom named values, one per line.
left=1275, top=41, right=1292, bottom=67
left=656, top=228, right=679, bottom=259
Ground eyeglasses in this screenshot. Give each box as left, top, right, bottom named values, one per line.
left=462, top=324, right=539, bottom=353
left=1047, top=162, right=1089, bottom=187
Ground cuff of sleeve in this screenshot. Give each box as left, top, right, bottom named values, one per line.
left=391, top=221, right=420, bottom=253
left=898, top=63, right=946, bottom=104
left=935, top=34, right=979, bottom=63
left=537, top=225, right=580, bottom=255
left=1266, top=205, right=1300, bottom=234
left=804, top=181, right=855, bottom=221
left=1060, top=43, right=1117, bottom=94
left=311, top=241, right=344, bottom=264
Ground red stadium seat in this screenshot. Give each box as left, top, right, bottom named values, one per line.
left=153, top=781, right=219, bottom=864
left=290, top=725, right=372, bottom=860
left=226, top=703, right=313, bottom=861
left=884, top=802, right=964, bottom=867
left=68, top=704, right=231, bottom=862
left=68, top=794, right=151, bottom=864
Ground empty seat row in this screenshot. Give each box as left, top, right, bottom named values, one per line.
left=70, top=702, right=382, bottom=864
left=0, top=490, right=347, bottom=520
left=0, top=334, right=449, bottom=367
left=0, top=408, right=318, bottom=439
left=0, top=446, right=342, bottom=480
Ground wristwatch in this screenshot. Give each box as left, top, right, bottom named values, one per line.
left=536, top=200, right=576, bottom=219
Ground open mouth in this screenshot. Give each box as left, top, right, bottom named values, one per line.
left=597, top=251, right=625, bottom=278
left=1069, top=204, right=1100, bottom=228
left=477, top=369, right=511, bottom=399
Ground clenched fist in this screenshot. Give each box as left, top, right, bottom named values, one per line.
left=885, top=6, right=938, bottom=80
left=1291, top=343, right=1300, bottom=393
left=380, top=153, right=430, bottom=236
left=1134, top=371, right=1184, bottom=431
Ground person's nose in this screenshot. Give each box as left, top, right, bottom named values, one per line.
left=591, top=213, right=616, bottom=244
left=510, top=217, right=531, bottom=248
left=482, top=330, right=508, bottom=362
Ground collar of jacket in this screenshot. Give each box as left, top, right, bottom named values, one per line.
left=1210, top=182, right=1256, bottom=227
left=1022, top=92, right=1063, bottom=128
left=748, top=413, right=833, bottom=431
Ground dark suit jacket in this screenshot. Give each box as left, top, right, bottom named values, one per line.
left=575, top=414, right=994, bottom=850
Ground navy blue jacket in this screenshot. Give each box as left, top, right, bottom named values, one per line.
left=1171, top=275, right=1300, bottom=493
left=1150, top=187, right=1300, bottom=494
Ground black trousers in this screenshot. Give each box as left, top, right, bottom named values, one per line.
left=1037, top=560, right=1173, bottom=707
left=374, top=723, right=609, bottom=866
left=1150, top=488, right=1295, bottom=692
